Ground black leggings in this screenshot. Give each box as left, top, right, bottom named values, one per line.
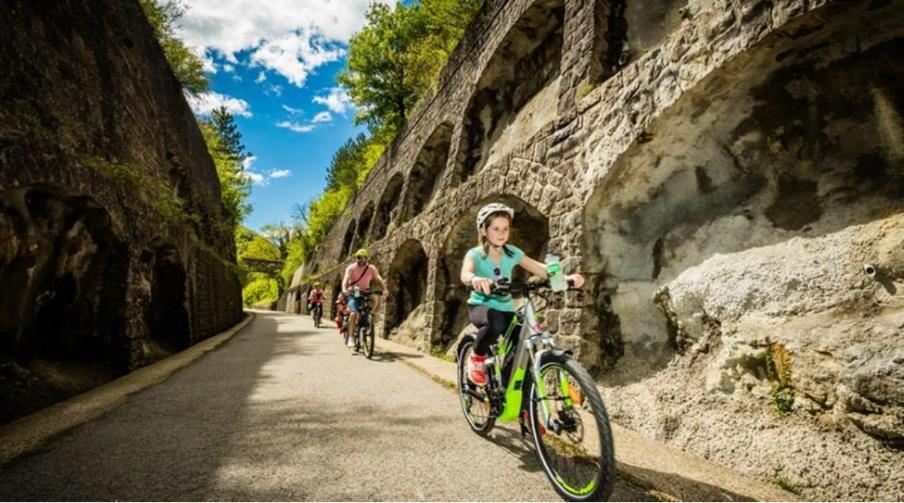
left=469, top=305, right=515, bottom=357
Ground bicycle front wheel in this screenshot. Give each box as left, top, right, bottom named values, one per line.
left=528, top=358, right=614, bottom=501
left=362, top=321, right=375, bottom=359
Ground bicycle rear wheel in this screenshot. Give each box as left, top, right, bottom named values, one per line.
left=528, top=358, right=614, bottom=501
left=314, top=306, right=321, bottom=328
left=456, top=339, right=495, bottom=436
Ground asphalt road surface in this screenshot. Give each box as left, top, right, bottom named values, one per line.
left=0, top=311, right=651, bottom=501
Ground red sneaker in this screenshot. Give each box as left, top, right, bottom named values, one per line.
left=469, top=354, right=487, bottom=386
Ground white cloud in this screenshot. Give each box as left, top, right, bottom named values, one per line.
left=266, top=84, right=284, bottom=97
left=223, top=63, right=235, bottom=72
left=242, top=170, right=266, bottom=185
left=250, top=31, right=345, bottom=87
left=200, top=49, right=218, bottom=73
left=313, top=87, right=352, bottom=114
left=270, top=169, right=292, bottom=178
left=175, top=0, right=392, bottom=87
left=255, top=71, right=267, bottom=83
left=276, top=121, right=315, bottom=133
left=186, top=91, right=252, bottom=117
left=282, top=104, right=303, bottom=115
left=242, top=155, right=257, bottom=171
left=312, top=111, right=332, bottom=123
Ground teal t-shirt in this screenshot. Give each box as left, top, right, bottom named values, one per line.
left=466, top=244, right=525, bottom=312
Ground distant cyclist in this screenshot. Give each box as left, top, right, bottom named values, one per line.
left=460, top=203, right=584, bottom=385
left=343, top=248, right=388, bottom=348
left=335, top=292, right=350, bottom=335
left=307, top=282, right=324, bottom=320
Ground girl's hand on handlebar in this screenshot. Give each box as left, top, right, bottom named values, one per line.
left=565, top=273, right=585, bottom=289
left=470, top=276, right=493, bottom=295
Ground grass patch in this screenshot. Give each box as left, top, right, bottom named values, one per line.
left=84, top=155, right=201, bottom=236
left=429, top=345, right=455, bottom=363
left=773, top=474, right=799, bottom=494
left=765, top=341, right=795, bottom=415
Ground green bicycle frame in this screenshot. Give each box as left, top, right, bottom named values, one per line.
left=493, top=297, right=558, bottom=423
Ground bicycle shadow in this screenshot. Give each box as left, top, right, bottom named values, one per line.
left=486, top=424, right=543, bottom=474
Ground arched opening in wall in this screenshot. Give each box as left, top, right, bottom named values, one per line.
left=145, top=245, right=191, bottom=358
left=582, top=4, right=904, bottom=378
left=454, top=0, right=565, bottom=184
left=401, top=123, right=453, bottom=221
left=435, top=196, right=550, bottom=347
left=370, top=174, right=404, bottom=241
left=384, top=240, right=429, bottom=344
left=591, top=0, right=688, bottom=82
left=355, top=203, right=374, bottom=249
left=0, top=185, right=129, bottom=425
left=342, top=219, right=356, bottom=256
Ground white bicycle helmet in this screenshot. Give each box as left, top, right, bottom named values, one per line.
left=476, top=202, right=514, bottom=231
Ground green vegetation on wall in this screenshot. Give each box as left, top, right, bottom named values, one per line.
left=139, top=0, right=209, bottom=94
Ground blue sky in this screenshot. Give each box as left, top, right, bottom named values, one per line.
left=176, top=0, right=391, bottom=233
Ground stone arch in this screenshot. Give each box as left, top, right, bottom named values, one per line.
left=342, top=219, right=356, bottom=256
left=0, top=185, right=130, bottom=420
left=581, top=3, right=904, bottom=374
left=354, top=202, right=375, bottom=251
left=401, top=122, right=453, bottom=221
left=434, top=195, right=550, bottom=346
left=384, top=239, right=430, bottom=342
left=144, top=245, right=191, bottom=357
left=370, top=173, right=404, bottom=242
left=453, top=0, right=565, bottom=184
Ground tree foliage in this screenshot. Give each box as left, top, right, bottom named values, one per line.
left=339, top=0, right=484, bottom=137
left=198, top=120, right=252, bottom=233
left=242, top=276, right=281, bottom=307
left=139, top=0, right=209, bottom=94
left=210, top=107, right=249, bottom=161
left=271, top=0, right=485, bottom=287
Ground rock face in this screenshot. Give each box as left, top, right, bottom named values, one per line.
left=283, top=0, right=904, bottom=498
left=0, top=0, right=243, bottom=424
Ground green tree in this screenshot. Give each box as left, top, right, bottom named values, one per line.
left=241, top=234, right=282, bottom=261
left=242, top=276, right=281, bottom=307
left=199, top=121, right=251, bottom=231
left=404, top=0, right=484, bottom=96
left=325, top=134, right=368, bottom=191
left=139, top=0, right=209, bottom=94
left=338, top=2, right=420, bottom=136
left=210, top=106, right=249, bottom=161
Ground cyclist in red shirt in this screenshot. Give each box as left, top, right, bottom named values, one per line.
left=307, top=282, right=324, bottom=321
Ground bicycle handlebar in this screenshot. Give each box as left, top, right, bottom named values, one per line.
left=350, top=289, right=383, bottom=296
left=469, top=279, right=577, bottom=295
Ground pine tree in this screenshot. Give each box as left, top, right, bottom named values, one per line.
left=210, top=106, right=249, bottom=162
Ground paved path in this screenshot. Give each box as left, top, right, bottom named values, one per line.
left=0, top=311, right=650, bottom=501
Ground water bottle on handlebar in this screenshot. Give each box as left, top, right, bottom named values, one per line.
left=545, top=253, right=567, bottom=292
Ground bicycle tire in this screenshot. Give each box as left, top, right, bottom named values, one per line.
left=314, top=306, right=321, bottom=328
left=528, top=357, right=615, bottom=502
left=456, top=339, right=495, bottom=436
left=362, top=320, right=375, bottom=359
left=354, top=324, right=362, bottom=353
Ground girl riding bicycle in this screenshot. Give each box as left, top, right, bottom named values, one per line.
left=459, top=202, right=584, bottom=385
